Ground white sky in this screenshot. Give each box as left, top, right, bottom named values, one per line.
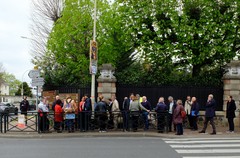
left=0, top=0, right=33, bottom=84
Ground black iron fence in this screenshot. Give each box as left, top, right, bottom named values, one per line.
left=0, top=111, right=169, bottom=134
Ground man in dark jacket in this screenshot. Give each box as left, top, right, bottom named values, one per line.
left=226, top=95, right=236, bottom=133
left=20, top=96, right=29, bottom=124
left=199, top=94, right=217, bottom=135
left=83, top=94, right=92, bottom=131
left=155, top=97, right=168, bottom=133
left=95, top=96, right=107, bottom=132
left=141, top=96, right=151, bottom=131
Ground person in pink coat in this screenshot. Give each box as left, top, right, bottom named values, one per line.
left=173, top=100, right=185, bottom=135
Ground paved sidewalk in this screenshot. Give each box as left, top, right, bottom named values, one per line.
left=0, top=126, right=239, bottom=139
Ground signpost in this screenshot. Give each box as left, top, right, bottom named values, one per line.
left=28, top=68, right=44, bottom=111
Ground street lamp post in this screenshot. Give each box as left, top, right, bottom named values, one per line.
left=91, top=0, right=97, bottom=106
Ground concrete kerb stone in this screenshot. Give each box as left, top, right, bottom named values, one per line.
left=0, top=130, right=239, bottom=139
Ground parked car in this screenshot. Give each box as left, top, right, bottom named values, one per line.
left=0, top=102, right=18, bottom=115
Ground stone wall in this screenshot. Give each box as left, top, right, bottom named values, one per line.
left=223, top=60, right=240, bottom=127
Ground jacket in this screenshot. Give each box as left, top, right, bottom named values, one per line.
left=205, top=99, right=216, bottom=117
left=129, top=100, right=148, bottom=112
left=226, top=100, right=236, bottom=118
left=173, top=105, right=184, bottom=124
left=141, top=101, right=152, bottom=110
left=155, top=102, right=167, bottom=113
left=184, top=100, right=191, bottom=115
left=95, top=101, right=107, bottom=115
left=20, top=99, right=29, bottom=112
left=54, top=104, right=63, bottom=122
left=84, top=98, right=92, bottom=112
left=112, top=99, right=119, bottom=112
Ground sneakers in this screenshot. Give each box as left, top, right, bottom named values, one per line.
left=199, top=131, right=205, bottom=133
left=226, top=130, right=234, bottom=134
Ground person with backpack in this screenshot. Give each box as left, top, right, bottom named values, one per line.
left=63, top=96, right=75, bottom=133
left=95, top=95, right=108, bottom=132
left=173, top=100, right=185, bottom=135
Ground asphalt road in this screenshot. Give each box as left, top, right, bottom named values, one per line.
left=0, top=137, right=181, bottom=158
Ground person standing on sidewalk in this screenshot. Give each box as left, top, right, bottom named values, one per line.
left=38, top=97, right=50, bottom=133
left=226, top=95, right=236, bottom=133
left=190, top=97, right=199, bottom=131
left=155, top=97, right=167, bottom=133
left=54, top=99, right=63, bottom=133
left=167, top=96, right=177, bottom=132
left=141, top=96, right=151, bottom=131
left=95, top=95, right=108, bottom=132
left=199, top=94, right=217, bottom=135
left=111, top=95, right=120, bottom=130
left=173, top=100, right=185, bottom=135
left=20, top=96, right=29, bottom=125
left=184, top=96, right=192, bottom=129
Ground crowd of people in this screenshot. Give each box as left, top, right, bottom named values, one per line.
left=20, top=93, right=237, bottom=135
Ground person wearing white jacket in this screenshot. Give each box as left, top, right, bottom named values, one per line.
left=184, top=96, right=192, bottom=129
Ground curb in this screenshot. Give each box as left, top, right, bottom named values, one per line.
left=0, top=131, right=239, bottom=139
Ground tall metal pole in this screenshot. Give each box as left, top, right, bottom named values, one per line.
left=91, top=0, right=97, bottom=106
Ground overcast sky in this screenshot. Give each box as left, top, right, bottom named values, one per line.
left=0, top=0, right=33, bottom=84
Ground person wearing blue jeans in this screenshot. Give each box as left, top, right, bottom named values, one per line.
left=141, top=96, right=151, bottom=131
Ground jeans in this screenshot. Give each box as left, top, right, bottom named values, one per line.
left=122, top=111, right=129, bottom=130
left=65, top=119, right=74, bottom=131
left=142, top=111, right=149, bottom=130
left=176, top=123, right=183, bottom=135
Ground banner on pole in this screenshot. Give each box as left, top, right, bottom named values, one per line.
left=89, top=40, right=98, bottom=74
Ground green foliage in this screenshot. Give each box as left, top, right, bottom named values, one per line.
left=35, top=0, right=240, bottom=87
left=15, top=82, right=33, bottom=97
left=2, top=73, right=21, bottom=95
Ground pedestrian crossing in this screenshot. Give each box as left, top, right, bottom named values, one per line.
left=163, top=137, right=240, bottom=158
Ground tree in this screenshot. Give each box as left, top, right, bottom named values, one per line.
left=30, top=0, right=64, bottom=70
left=2, top=73, right=21, bottom=96
left=44, top=0, right=118, bottom=86
left=117, top=0, right=240, bottom=83
left=15, top=82, right=33, bottom=97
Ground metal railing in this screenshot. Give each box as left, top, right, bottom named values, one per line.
left=0, top=111, right=169, bottom=133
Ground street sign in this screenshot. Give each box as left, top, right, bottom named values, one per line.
left=28, top=70, right=40, bottom=78
left=31, top=77, right=44, bottom=87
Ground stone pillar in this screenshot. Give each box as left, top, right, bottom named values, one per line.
left=97, top=64, right=117, bottom=100
left=223, top=60, right=240, bottom=127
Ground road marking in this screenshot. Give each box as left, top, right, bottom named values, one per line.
left=182, top=157, right=240, bottom=158
left=171, top=144, right=240, bottom=148
left=176, top=149, right=240, bottom=154
left=165, top=140, right=240, bottom=144
left=163, top=137, right=240, bottom=141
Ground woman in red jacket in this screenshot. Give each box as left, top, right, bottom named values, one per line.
left=54, top=99, right=63, bottom=133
